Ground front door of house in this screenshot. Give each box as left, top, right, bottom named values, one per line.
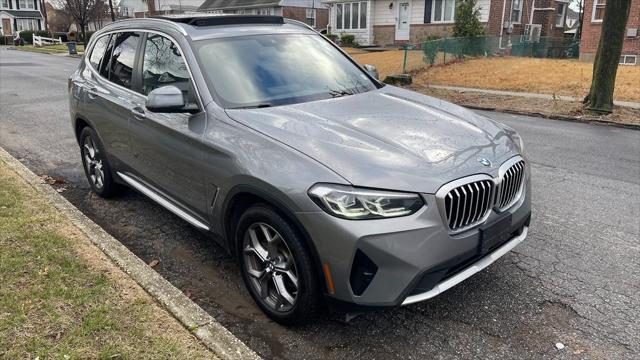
left=395, top=0, right=411, bottom=41
left=2, top=19, right=12, bottom=36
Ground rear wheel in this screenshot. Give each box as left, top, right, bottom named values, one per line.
left=80, top=127, right=120, bottom=198
left=237, top=205, right=320, bottom=325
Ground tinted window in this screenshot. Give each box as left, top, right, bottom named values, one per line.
left=195, top=34, right=378, bottom=108
left=89, top=35, right=110, bottom=70
left=109, top=32, right=141, bottom=89
left=142, top=34, right=195, bottom=103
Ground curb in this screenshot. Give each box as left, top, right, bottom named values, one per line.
left=0, top=147, right=260, bottom=360
left=462, top=104, right=640, bottom=131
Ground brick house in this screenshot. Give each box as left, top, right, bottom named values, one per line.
left=580, top=0, right=639, bottom=65
left=198, top=0, right=329, bottom=31
left=322, top=0, right=570, bottom=46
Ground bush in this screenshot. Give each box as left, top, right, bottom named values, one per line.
left=340, top=34, right=355, bottom=46
left=452, top=0, right=485, bottom=38
left=19, top=30, right=35, bottom=44
left=422, top=39, right=440, bottom=65
left=326, top=33, right=338, bottom=42
left=78, top=30, right=96, bottom=44
left=0, top=35, right=11, bottom=45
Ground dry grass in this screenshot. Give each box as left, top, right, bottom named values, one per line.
left=346, top=48, right=429, bottom=79
left=410, top=86, right=640, bottom=127
left=415, top=57, right=640, bottom=102
left=346, top=48, right=640, bottom=102
left=0, top=162, right=215, bottom=359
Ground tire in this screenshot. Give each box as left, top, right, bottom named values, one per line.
left=79, top=127, right=121, bottom=198
left=236, top=204, right=321, bottom=325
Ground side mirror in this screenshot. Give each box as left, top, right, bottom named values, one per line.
left=146, top=85, right=187, bottom=113
left=363, top=64, right=379, bottom=80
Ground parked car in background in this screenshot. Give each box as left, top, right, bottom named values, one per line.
left=68, top=15, right=531, bottom=325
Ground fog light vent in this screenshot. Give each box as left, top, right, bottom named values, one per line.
left=349, top=249, right=378, bottom=296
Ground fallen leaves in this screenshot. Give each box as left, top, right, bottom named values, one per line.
left=40, top=174, right=65, bottom=185
left=147, top=259, right=159, bottom=268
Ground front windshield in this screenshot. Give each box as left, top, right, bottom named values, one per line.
left=195, top=34, right=379, bottom=109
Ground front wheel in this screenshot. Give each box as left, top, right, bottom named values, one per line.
left=237, top=205, right=321, bottom=325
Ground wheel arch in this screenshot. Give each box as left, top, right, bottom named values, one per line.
left=222, top=185, right=326, bottom=292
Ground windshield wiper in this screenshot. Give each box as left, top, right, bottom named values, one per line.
left=233, top=103, right=274, bottom=109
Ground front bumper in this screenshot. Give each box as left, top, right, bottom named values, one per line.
left=295, top=172, right=531, bottom=307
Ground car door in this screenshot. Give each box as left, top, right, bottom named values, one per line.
left=127, top=31, right=209, bottom=220
left=83, top=31, right=144, bottom=170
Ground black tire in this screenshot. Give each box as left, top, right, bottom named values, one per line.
left=79, top=127, right=121, bottom=198
left=236, top=204, right=321, bottom=325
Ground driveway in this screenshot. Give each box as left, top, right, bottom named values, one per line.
left=1, top=48, right=639, bottom=359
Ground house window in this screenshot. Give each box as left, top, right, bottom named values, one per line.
left=592, top=0, right=605, bottom=22
left=1, top=0, right=9, bottom=9
left=556, top=3, right=567, bottom=27
left=335, top=2, right=367, bottom=30
left=511, top=0, right=523, bottom=23
left=19, top=0, right=34, bottom=9
left=619, top=55, right=637, bottom=65
left=432, top=0, right=456, bottom=23
left=16, top=18, right=38, bottom=31
left=306, top=8, right=316, bottom=27
left=257, top=7, right=275, bottom=15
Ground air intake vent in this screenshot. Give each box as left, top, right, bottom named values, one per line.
left=443, top=179, right=495, bottom=232
left=350, top=250, right=378, bottom=296
left=495, top=160, right=525, bottom=211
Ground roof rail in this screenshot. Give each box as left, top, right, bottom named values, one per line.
left=155, top=15, right=285, bottom=27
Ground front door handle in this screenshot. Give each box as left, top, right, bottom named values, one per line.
left=87, top=87, right=99, bottom=100
left=132, top=106, right=146, bottom=120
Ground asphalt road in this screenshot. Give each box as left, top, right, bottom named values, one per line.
left=1, top=48, right=639, bottom=359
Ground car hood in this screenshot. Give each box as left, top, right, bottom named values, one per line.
left=226, top=86, right=521, bottom=193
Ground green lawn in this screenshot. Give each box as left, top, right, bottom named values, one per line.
left=0, top=162, right=214, bottom=359
left=13, top=43, right=85, bottom=54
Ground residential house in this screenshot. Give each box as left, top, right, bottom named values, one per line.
left=322, top=0, right=570, bottom=46
left=580, top=0, right=639, bottom=65
left=198, top=0, right=329, bottom=30
left=1, top=0, right=44, bottom=36
left=118, top=0, right=204, bottom=18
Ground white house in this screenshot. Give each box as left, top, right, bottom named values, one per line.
left=118, top=0, right=205, bottom=18
left=322, top=0, right=491, bottom=45
left=1, top=0, right=44, bottom=36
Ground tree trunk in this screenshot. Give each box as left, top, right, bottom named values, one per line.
left=584, top=0, right=632, bottom=113
left=40, top=0, right=48, bottom=32
left=108, top=0, right=115, bottom=22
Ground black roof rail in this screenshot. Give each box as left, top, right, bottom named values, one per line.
left=155, top=15, right=285, bottom=27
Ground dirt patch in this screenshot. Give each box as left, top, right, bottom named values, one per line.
left=410, top=86, right=640, bottom=128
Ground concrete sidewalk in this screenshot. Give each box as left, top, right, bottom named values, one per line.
left=426, top=84, right=640, bottom=110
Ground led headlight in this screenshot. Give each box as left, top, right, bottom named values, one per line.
left=308, top=184, right=424, bottom=220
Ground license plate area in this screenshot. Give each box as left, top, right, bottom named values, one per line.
left=479, top=214, right=513, bottom=255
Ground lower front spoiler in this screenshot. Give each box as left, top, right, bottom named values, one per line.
left=402, top=226, right=529, bottom=305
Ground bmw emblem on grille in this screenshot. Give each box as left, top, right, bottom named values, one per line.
left=478, top=158, right=492, bottom=167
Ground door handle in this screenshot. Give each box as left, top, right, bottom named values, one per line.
left=87, top=87, right=98, bottom=99
left=132, top=106, right=146, bottom=120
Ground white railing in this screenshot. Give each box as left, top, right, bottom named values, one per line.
left=33, top=35, right=63, bottom=47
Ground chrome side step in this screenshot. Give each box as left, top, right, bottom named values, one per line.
left=117, top=172, right=210, bottom=231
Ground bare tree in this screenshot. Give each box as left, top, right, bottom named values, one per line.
left=583, top=0, right=632, bottom=113
left=108, top=0, right=115, bottom=21
left=52, top=0, right=100, bottom=42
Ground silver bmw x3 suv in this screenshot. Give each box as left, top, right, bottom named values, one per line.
left=69, top=15, right=531, bottom=325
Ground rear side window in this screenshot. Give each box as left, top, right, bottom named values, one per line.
left=108, top=32, right=142, bottom=89
left=89, top=35, right=110, bottom=70
left=141, top=33, right=195, bottom=103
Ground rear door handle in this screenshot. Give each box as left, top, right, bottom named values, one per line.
left=132, top=106, right=146, bottom=120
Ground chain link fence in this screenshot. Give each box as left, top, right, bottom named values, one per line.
left=398, top=36, right=580, bottom=74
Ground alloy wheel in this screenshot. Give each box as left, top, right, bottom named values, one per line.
left=242, top=222, right=299, bottom=312
left=83, top=135, right=104, bottom=190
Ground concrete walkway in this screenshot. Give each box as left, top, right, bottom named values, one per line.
left=426, top=84, right=640, bottom=109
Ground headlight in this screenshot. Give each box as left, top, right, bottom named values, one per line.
left=513, top=133, right=526, bottom=155
left=308, top=184, right=424, bottom=220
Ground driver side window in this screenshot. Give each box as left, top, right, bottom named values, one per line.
left=142, top=33, right=196, bottom=105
